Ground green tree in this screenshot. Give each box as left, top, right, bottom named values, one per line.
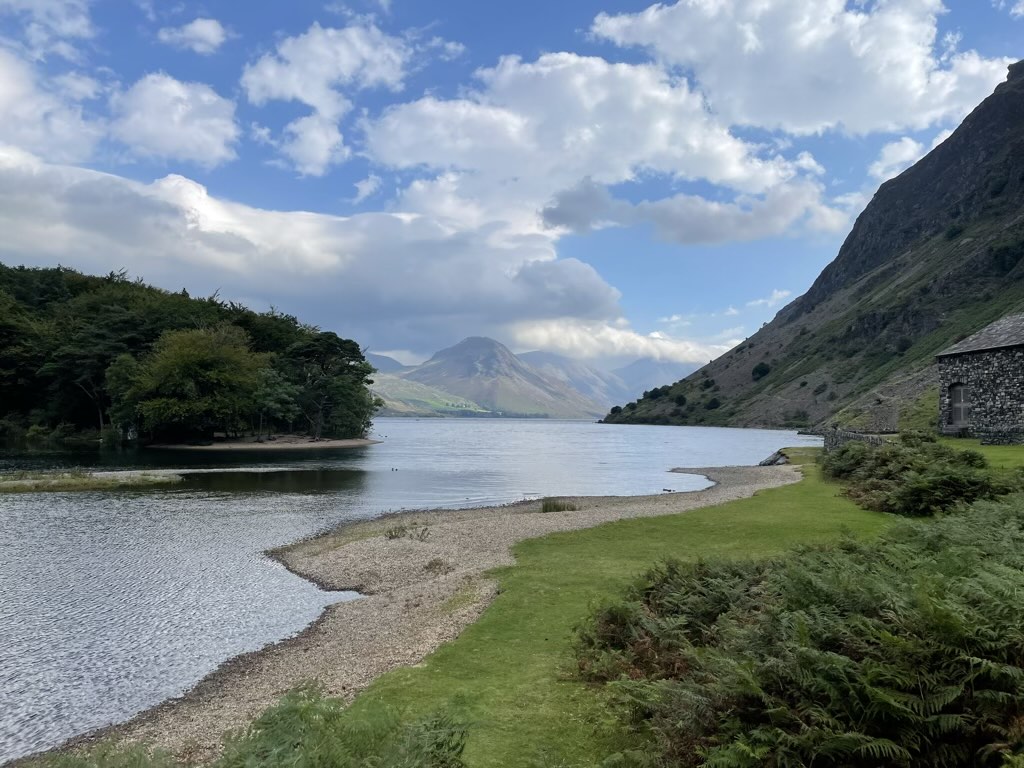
left=253, top=367, right=301, bottom=440
left=130, top=325, right=267, bottom=442
left=288, top=332, right=377, bottom=439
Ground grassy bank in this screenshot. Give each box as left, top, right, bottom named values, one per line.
left=335, top=449, right=890, bottom=767
left=0, top=470, right=182, bottom=493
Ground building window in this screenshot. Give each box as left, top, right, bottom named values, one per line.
left=949, top=383, right=971, bottom=426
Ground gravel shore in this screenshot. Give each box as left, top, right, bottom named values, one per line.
left=63, top=463, right=801, bottom=764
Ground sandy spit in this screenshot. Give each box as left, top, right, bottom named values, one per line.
left=57, top=464, right=801, bottom=764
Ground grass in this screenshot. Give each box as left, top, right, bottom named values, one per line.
left=0, top=470, right=182, bottom=493
left=336, top=448, right=891, bottom=767
left=939, top=437, right=1024, bottom=470
left=539, top=497, right=579, bottom=513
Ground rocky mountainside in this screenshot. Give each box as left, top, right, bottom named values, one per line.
left=605, top=60, right=1024, bottom=431
left=398, top=337, right=606, bottom=418
left=516, top=351, right=632, bottom=408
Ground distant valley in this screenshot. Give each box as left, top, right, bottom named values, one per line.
left=367, top=337, right=696, bottom=419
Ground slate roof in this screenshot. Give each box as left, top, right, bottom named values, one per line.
left=936, top=313, right=1024, bottom=357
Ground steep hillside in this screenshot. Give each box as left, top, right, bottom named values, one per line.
left=404, top=337, right=605, bottom=418
left=365, top=352, right=408, bottom=373
left=516, top=351, right=632, bottom=407
left=605, top=61, right=1024, bottom=431
left=370, top=373, right=490, bottom=417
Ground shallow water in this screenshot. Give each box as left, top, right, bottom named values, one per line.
left=0, top=419, right=820, bottom=762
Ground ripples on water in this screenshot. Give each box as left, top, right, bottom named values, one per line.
left=0, top=419, right=821, bottom=762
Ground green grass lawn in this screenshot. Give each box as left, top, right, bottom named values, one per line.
left=939, top=437, right=1024, bottom=469
left=340, top=449, right=891, bottom=767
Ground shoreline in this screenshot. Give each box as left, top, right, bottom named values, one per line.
left=42, top=463, right=802, bottom=765
left=147, top=436, right=381, bottom=451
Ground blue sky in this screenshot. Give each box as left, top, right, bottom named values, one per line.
left=0, top=0, right=1020, bottom=366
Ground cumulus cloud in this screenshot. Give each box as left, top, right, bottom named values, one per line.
left=351, top=173, right=382, bottom=203
left=509, top=318, right=727, bottom=363
left=746, top=289, right=792, bottom=308
left=241, top=22, right=410, bottom=175
left=541, top=177, right=846, bottom=244
left=592, top=0, right=1011, bottom=135
left=110, top=73, right=239, bottom=167
left=869, top=128, right=955, bottom=181
left=157, top=18, right=228, bottom=55
left=0, top=48, right=102, bottom=161
left=0, top=0, right=92, bottom=59
left=0, top=148, right=639, bottom=356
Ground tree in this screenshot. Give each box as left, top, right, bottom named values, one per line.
left=253, top=368, right=301, bottom=440
left=128, top=325, right=267, bottom=442
left=287, top=331, right=378, bottom=439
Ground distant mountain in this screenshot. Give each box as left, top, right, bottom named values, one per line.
left=403, top=337, right=605, bottom=419
left=611, top=359, right=700, bottom=401
left=605, top=61, right=1024, bottom=431
left=516, top=351, right=632, bottom=408
left=365, top=352, right=408, bottom=373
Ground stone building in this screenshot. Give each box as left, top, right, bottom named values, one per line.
left=936, top=313, right=1024, bottom=444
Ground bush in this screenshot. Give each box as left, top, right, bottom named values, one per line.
left=576, top=497, right=1024, bottom=767
left=751, top=361, right=771, bottom=381
left=704, top=397, right=721, bottom=410
left=673, top=394, right=687, bottom=407
left=820, top=438, right=1006, bottom=516
left=609, top=405, right=622, bottom=415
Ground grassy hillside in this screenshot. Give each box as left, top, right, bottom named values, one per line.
left=606, top=61, right=1024, bottom=431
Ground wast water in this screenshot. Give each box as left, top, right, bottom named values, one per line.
left=0, top=418, right=820, bottom=762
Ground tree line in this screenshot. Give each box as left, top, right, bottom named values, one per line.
left=0, top=263, right=380, bottom=445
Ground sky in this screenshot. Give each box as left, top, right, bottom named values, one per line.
left=0, top=0, right=1020, bottom=367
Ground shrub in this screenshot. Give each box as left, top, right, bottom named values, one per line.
left=541, top=497, right=579, bottom=513
left=751, top=361, right=771, bottom=381
left=945, top=223, right=965, bottom=240
left=626, top=402, right=638, bottom=411
left=576, top=497, right=1024, bottom=768
left=704, top=397, right=721, bottom=410
left=424, top=558, right=454, bottom=576
left=609, top=405, right=622, bottom=415
left=673, top=394, right=687, bottom=406
left=385, top=525, right=408, bottom=540
left=813, top=382, right=828, bottom=395
left=821, top=438, right=1006, bottom=516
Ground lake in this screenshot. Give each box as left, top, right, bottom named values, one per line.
left=0, top=418, right=821, bottom=763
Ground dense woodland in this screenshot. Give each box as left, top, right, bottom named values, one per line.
left=0, top=263, right=380, bottom=445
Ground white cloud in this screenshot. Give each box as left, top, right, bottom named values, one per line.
left=110, top=73, right=239, bottom=167
left=351, top=173, right=382, bottom=203
left=509, top=318, right=727, bottom=363
left=994, top=1, right=1024, bottom=16
left=746, top=289, right=791, bottom=308
left=0, top=48, right=102, bottom=161
left=280, top=114, right=348, bottom=176
left=242, top=22, right=410, bottom=174
left=0, top=0, right=92, bottom=58
left=869, top=127, right=956, bottom=181
left=592, top=0, right=1011, bottom=135
left=157, top=18, right=228, bottom=55
left=0, top=148, right=639, bottom=357
left=724, top=306, right=740, bottom=316
left=869, top=136, right=925, bottom=181
left=542, top=177, right=845, bottom=244
left=367, top=53, right=793, bottom=197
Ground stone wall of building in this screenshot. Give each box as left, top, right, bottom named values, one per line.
left=937, top=346, right=1024, bottom=443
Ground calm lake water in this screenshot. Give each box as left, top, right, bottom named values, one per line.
left=0, top=418, right=820, bottom=763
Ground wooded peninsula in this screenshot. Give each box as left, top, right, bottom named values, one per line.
left=0, top=263, right=380, bottom=446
